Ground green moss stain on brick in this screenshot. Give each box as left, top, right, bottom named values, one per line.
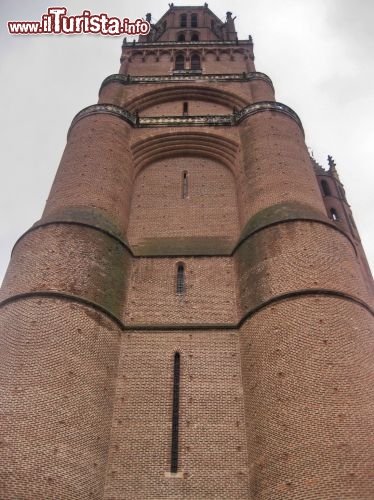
left=239, top=201, right=326, bottom=242
left=37, top=205, right=128, bottom=246
left=132, top=236, right=234, bottom=256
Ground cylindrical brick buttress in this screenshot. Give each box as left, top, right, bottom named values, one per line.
left=236, top=109, right=374, bottom=499
left=0, top=110, right=133, bottom=499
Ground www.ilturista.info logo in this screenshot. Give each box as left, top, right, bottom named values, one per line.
left=8, top=7, right=151, bottom=35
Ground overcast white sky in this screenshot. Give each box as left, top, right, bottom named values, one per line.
left=0, top=0, right=373, bottom=284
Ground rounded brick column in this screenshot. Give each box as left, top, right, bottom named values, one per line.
left=238, top=108, right=327, bottom=231
left=0, top=109, right=133, bottom=499
left=240, top=297, right=374, bottom=499
left=236, top=108, right=374, bottom=499
left=43, top=110, right=133, bottom=237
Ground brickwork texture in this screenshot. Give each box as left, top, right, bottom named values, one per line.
left=1, top=4, right=373, bottom=500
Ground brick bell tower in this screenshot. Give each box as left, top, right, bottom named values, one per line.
left=1, top=4, right=374, bottom=500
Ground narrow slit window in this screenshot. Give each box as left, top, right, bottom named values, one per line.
left=182, top=171, right=188, bottom=198
left=176, top=264, right=185, bottom=294
left=183, top=102, right=188, bottom=116
left=171, top=352, right=181, bottom=473
left=321, top=180, right=331, bottom=197
left=330, top=208, right=339, bottom=221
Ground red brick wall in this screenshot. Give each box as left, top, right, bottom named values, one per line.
left=0, top=225, right=131, bottom=317
left=44, top=114, right=133, bottom=236
left=123, top=52, right=172, bottom=76
left=250, top=78, right=275, bottom=102
left=103, top=330, right=249, bottom=499
left=141, top=99, right=231, bottom=116
left=120, top=47, right=254, bottom=76
left=203, top=51, right=251, bottom=74
left=124, top=257, right=238, bottom=326
left=240, top=296, right=374, bottom=499
left=127, top=157, right=240, bottom=254
left=238, top=112, right=327, bottom=233
left=0, top=298, right=121, bottom=500
left=99, top=81, right=255, bottom=111
left=235, top=221, right=373, bottom=316
left=1, top=6, right=373, bottom=499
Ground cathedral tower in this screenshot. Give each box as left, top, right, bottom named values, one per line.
left=1, top=5, right=373, bottom=499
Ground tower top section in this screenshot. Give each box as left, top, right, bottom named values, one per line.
left=119, top=4, right=255, bottom=81
left=137, top=4, right=241, bottom=44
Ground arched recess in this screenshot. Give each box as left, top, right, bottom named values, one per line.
left=125, top=86, right=247, bottom=114
left=131, top=131, right=238, bottom=175
left=127, top=132, right=241, bottom=255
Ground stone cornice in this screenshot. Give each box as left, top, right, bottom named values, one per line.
left=100, top=72, right=273, bottom=89
left=139, top=114, right=233, bottom=127
left=68, top=104, right=137, bottom=135
left=69, top=100, right=302, bottom=134
left=122, top=40, right=251, bottom=48
left=234, top=101, right=303, bottom=133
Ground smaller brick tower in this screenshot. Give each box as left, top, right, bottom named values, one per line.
left=0, top=4, right=374, bottom=500
left=313, top=154, right=373, bottom=290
